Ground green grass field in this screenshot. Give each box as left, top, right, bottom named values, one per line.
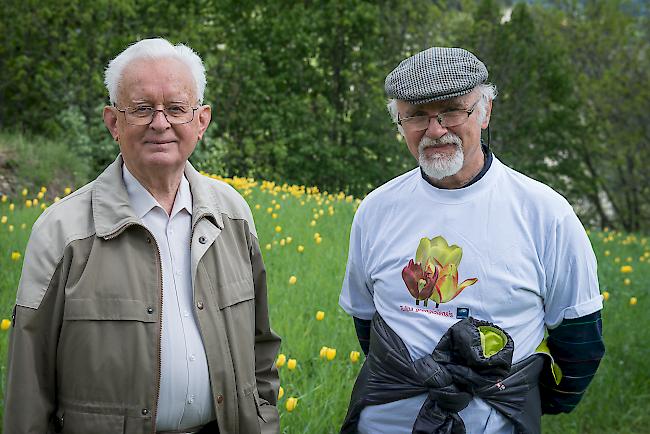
left=1, top=177, right=649, bottom=433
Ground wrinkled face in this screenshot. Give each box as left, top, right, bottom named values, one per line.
left=103, top=57, right=211, bottom=176
left=397, top=89, right=489, bottom=180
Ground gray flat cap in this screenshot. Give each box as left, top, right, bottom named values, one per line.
left=385, top=47, right=488, bottom=104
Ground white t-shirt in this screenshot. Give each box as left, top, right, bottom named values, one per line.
left=339, top=157, right=602, bottom=434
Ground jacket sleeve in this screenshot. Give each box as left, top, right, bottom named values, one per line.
left=249, top=235, right=281, bottom=433
left=4, top=247, right=68, bottom=433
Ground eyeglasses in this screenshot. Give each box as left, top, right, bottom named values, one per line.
left=115, top=104, right=199, bottom=126
left=397, top=98, right=481, bottom=131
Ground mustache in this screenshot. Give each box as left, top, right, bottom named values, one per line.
left=419, top=133, right=462, bottom=149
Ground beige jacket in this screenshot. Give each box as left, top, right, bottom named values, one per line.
left=4, top=156, right=281, bottom=434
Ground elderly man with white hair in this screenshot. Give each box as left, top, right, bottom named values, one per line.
left=339, top=47, right=604, bottom=433
left=4, top=38, right=281, bottom=434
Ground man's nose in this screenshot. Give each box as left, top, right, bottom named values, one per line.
left=150, top=109, right=171, bottom=130
left=424, top=116, right=448, bottom=140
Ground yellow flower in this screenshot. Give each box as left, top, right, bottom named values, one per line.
left=315, top=237, right=322, bottom=244
left=624, top=278, right=631, bottom=286
left=614, top=257, right=620, bottom=263
left=630, top=297, right=638, bottom=306
left=255, top=204, right=261, bottom=210
left=40, top=186, right=47, bottom=193
left=33, top=198, right=39, bottom=205
left=620, top=265, right=633, bottom=273
left=286, top=237, right=293, bottom=244
left=21, top=188, right=28, bottom=196
left=275, top=226, right=282, bottom=233
left=37, top=191, right=44, bottom=199
left=287, top=358, right=297, bottom=370
left=25, top=199, right=32, bottom=208
left=11, top=251, right=21, bottom=261
left=1, top=319, right=11, bottom=331
left=20, top=223, right=26, bottom=229
left=275, top=353, right=286, bottom=368
left=326, top=348, right=337, bottom=360
left=626, top=257, right=633, bottom=262
left=40, top=203, right=46, bottom=210
left=8, top=224, right=14, bottom=232
left=279, top=239, right=286, bottom=246
left=289, top=276, right=297, bottom=285
left=54, top=196, right=60, bottom=202
left=315, top=311, right=325, bottom=321
left=602, top=291, right=610, bottom=301
left=286, top=397, right=298, bottom=412
left=278, top=386, right=284, bottom=400
left=319, top=346, right=329, bottom=358
left=604, top=250, right=610, bottom=256
left=1, top=195, right=6, bottom=202
left=310, top=220, right=316, bottom=227
left=265, top=243, right=272, bottom=251
left=266, top=207, right=273, bottom=214
left=1, top=215, right=7, bottom=224
left=297, top=245, right=305, bottom=253
left=350, top=351, right=360, bottom=363
left=272, top=213, right=278, bottom=219
left=313, top=232, right=320, bottom=239
left=64, top=187, right=72, bottom=195
left=9, top=203, right=14, bottom=211
left=275, top=203, right=281, bottom=210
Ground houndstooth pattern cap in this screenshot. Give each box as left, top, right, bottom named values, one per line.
left=385, top=47, right=488, bottom=104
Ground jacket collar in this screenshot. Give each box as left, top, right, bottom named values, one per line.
left=93, top=155, right=223, bottom=239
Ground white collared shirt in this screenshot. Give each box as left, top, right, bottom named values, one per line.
left=123, top=164, right=215, bottom=430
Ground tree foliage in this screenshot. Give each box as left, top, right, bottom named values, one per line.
left=0, top=0, right=648, bottom=230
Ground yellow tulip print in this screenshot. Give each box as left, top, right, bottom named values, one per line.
left=402, top=235, right=478, bottom=307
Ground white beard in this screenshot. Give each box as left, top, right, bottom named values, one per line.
left=418, top=133, right=464, bottom=180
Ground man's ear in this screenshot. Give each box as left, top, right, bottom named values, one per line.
left=197, top=105, right=212, bottom=140
left=103, top=106, right=120, bottom=141
left=481, top=99, right=492, bottom=129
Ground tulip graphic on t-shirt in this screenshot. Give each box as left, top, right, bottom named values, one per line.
left=402, top=236, right=478, bottom=307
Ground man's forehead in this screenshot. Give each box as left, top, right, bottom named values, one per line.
left=118, top=57, right=195, bottom=100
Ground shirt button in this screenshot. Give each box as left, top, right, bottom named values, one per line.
left=146, top=307, right=154, bottom=314
left=217, top=395, right=224, bottom=404
left=197, top=301, right=204, bottom=310
left=199, top=236, right=207, bottom=244
left=141, top=408, right=149, bottom=415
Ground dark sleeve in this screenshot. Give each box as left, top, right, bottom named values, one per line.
left=540, top=311, right=605, bottom=414
left=354, top=317, right=371, bottom=355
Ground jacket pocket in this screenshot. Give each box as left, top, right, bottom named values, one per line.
left=60, top=410, right=125, bottom=434
left=215, top=277, right=255, bottom=310
left=63, top=298, right=156, bottom=322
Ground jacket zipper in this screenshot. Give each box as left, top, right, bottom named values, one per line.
left=105, top=223, right=163, bottom=433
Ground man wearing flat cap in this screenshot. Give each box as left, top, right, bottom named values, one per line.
left=339, top=47, right=604, bottom=433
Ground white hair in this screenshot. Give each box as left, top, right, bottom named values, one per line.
left=386, top=83, right=498, bottom=134
left=104, top=38, right=207, bottom=105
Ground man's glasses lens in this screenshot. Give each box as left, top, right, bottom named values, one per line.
left=123, top=106, right=196, bottom=125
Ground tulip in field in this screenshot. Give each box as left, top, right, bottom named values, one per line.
left=326, top=348, right=336, bottom=360
left=350, top=351, right=360, bottom=363
left=316, top=311, right=325, bottom=321
left=275, top=225, right=282, bottom=233
left=255, top=204, right=261, bottom=210
left=54, top=197, right=60, bottom=202
left=11, top=251, right=21, bottom=261
left=275, top=354, right=287, bottom=368
left=1, top=195, right=6, bottom=203
left=9, top=203, right=14, bottom=211
left=297, top=245, right=305, bottom=253
left=289, top=276, right=297, bottom=285
left=287, top=359, right=297, bottom=370
left=630, top=297, right=638, bottom=306
left=280, top=239, right=286, bottom=246
left=624, top=278, right=631, bottom=286
left=315, top=237, right=322, bottom=244
left=265, top=243, right=272, bottom=251
left=620, top=265, right=633, bottom=273
left=278, top=386, right=284, bottom=400
left=286, top=397, right=298, bottom=412
left=602, top=291, right=610, bottom=301
left=25, top=199, right=32, bottom=208
left=8, top=225, right=14, bottom=232
left=1, top=319, right=11, bottom=330
left=21, top=188, right=28, bottom=196
left=37, top=191, right=44, bottom=199
left=319, top=346, right=329, bottom=358
left=1, top=215, right=7, bottom=224
left=604, top=250, right=610, bottom=256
